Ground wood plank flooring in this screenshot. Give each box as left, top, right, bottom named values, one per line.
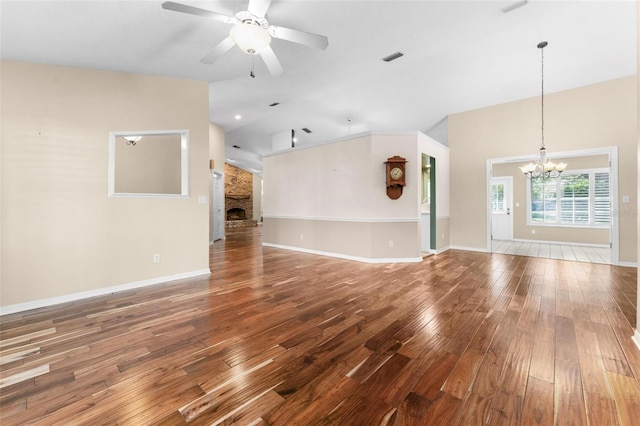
left=492, top=240, right=611, bottom=264
left=1, top=226, right=638, bottom=425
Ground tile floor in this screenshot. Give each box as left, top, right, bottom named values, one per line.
left=491, top=239, right=611, bottom=264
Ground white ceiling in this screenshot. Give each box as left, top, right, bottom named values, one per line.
left=1, top=0, right=637, bottom=173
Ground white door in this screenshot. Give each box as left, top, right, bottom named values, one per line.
left=212, top=172, right=224, bottom=242
left=491, top=176, right=513, bottom=241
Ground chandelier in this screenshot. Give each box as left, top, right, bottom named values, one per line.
left=520, top=41, right=567, bottom=179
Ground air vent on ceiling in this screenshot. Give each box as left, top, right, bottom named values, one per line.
left=502, top=0, right=528, bottom=13
left=382, top=52, right=404, bottom=62
left=302, top=128, right=312, bottom=134
left=270, top=102, right=280, bottom=107
left=232, top=145, right=241, bottom=149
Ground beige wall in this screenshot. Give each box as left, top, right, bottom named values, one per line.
left=450, top=76, right=637, bottom=263
left=636, top=2, right=639, bottom=335
left=492, top=154, right=610, bottom=245
left=1, top=61, right=210, bottom=309
left=209, top=123, right=226, bottom=175
left=114, top=134, right=182, bottom=194
left=262, top=218, right=420, bottom=260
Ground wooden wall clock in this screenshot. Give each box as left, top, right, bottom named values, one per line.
left=384, top=156, right=407, bottom=200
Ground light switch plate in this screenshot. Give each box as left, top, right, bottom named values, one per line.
left=198, top=196, right=207, bottom=204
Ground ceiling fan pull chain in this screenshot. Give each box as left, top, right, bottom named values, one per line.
left=250, top=53, right=256, bottom=78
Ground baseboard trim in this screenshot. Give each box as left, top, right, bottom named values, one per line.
left=434, top=246, right=450, bottom=255
left=262, top=215, right=420, bottom=223
left=632, top=330, right=640, bottom=352
left=0, top=269, right=211, bottom=316
left=616, top=261, right=638, bottom=268
left=449, top=245, right=491, bottom=253
left=262, top=243, right=422, bottom=264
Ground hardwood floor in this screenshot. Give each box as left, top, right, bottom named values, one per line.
left=1, top=226, right=639, bottom=425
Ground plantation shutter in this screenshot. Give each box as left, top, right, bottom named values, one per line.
left=560, top=173, right=589, bottom=224
left=594, top=172, right=611, bottom=224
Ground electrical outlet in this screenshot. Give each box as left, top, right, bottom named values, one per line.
left=531, top=230, right=536, bottom=235
left=153, top=253, right=160, bottom=263
left=388, top=240, right=394, bottom=248
left=300, top=234, right=304, bottom=240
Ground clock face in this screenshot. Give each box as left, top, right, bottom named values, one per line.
left=390, top=167, right=403, bottom=180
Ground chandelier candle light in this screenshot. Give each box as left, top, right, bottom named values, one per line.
left=520, top=41, right=567, bottom=179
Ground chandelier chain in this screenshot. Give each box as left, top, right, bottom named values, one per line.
left=520, top=41, right=567, bottom=180
left=541, top=43, right=544, bottom=150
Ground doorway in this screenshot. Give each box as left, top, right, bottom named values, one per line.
left=421, top=154, right=436, bottom=253
left=491, top=176, right=513, bottom=241
left=212, top=171, right=224, bottom=242
left=487, top=147, right=618, bottom=265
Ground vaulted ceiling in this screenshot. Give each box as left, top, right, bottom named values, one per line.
left=1, top=1, right=636, bottom=172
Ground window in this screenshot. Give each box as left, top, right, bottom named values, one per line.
left=108, top=130, right=189, bottom=198
left=528, top=169, right=610, bottom=227
left=530, top=178, right=557, bottom=223
left=560, top=173, right=589, bottom=224
left=491, top=183, right=505, bottom=213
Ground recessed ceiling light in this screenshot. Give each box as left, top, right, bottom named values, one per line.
left=382, top=52, right=404, bottom=62
left=234, top=114, right=242, bottom=120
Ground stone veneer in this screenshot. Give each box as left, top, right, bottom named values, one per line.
left=224, top=163, right=256, bottom=227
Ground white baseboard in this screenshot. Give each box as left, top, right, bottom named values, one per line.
left=434, top=246, right=450, bottom=255
left=0, top=269, right=211, bottom=316
left=262, top=243, right=422, bottom=264
left=616, top=261, right=638, bottom=268
left=449, top=245, right=491, bottom=253
left=632, top=330, right=640, bottom=352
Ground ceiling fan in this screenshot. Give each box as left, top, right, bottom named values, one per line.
left=162, top=1, right=329, bottom=77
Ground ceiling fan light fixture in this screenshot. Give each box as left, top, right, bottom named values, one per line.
left=230, top=22, right=271, bottom=54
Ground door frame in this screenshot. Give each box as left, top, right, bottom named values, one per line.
left=211, top=170, right=225, bottom=243
left=486, top=146, right=619, bottom=265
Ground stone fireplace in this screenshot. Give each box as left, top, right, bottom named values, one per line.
left=225, top=163, right=257, bottom=228
left=226, top=207, right=247, bottom=221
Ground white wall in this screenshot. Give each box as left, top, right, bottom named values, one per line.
left=262, top=132, right=449, bottom=261
left=253, top=174, right=263, bottom=221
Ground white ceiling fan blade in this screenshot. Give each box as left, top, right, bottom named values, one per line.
left=259, top=46, right=284, bottom=77
left=162, top=2, right=234, bottom=24
left=201, top=36, right=236, bottom=64
left=247, top=0, right=272, bottom=17
left=269, top=25, right=328, bottom=50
